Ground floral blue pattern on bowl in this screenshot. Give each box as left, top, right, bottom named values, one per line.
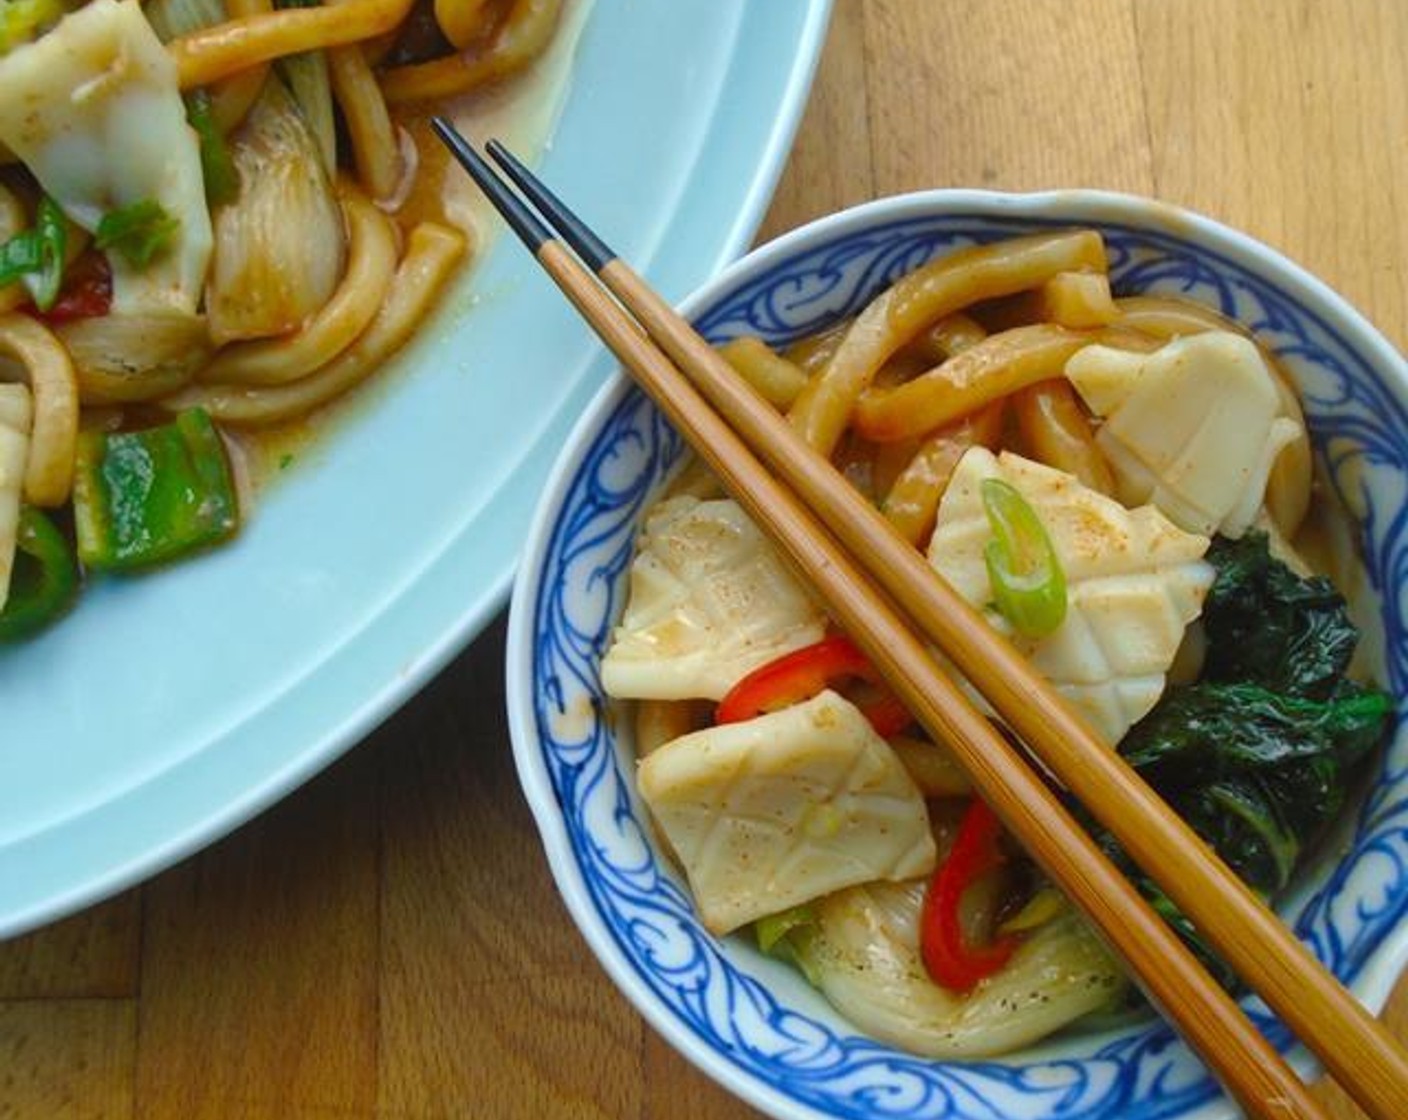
left=509, top=192, right=1408, bottom=1120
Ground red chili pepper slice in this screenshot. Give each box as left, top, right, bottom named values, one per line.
left=715, top=634, right=913, bottom=737
left=920, top=797, right=1019, bottom=992
left=36, top=250, right=112, bottom=323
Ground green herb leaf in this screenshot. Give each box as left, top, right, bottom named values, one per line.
left=95, top=199, right=180, bottom=268
left=1118, top=680, right=1390, bottom=895
left=1082, top=535, right=1392, bottom=1001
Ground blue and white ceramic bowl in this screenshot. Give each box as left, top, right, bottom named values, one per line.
left=505, top=190, right=1408, bottom=1120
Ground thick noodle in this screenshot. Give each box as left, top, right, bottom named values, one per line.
left=853, top=323, right=1090, bottom=441
left=197, top=190, right=398, bottom=387
left=209, top=0, right=274, bottom=132
left=881, top=403, right=1003, bottom=547
left=170, top=0, right=415, bottom=88
left=1012, top=379, right=1115, bottom=495
left=787, top=230, right=1106, bottom=456
left=163, top=222, right=466, bottom=425
left=0, top=314, right=77, bottom=508
left=329, top=44, right=403, bottom=200
left=717, top=336, right=808, bottom=410
left=380, top=0, right=562, bottom=104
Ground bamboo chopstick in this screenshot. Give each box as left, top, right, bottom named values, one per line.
left=478, top=134, right=1408, bottom=1120
left=434, top=119, right=1405, bottom=1118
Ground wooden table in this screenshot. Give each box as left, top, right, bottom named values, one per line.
left=4, top=1, right=1407, bottom=1116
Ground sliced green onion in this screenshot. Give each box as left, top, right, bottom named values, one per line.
left=96, top=199, right=181, bottom=268
left=0, top=197, right=67, bottom=310
left=186, top=90, right=240, bottom=205
left=755, top=905, right=823, bottom=987
left=0, top=229, right=43, bottom=287
left=981, top=477, right=1067, bottom=639
left=755, top=904, right=816, bottom=954
left=27, top=197, right=66, bottom=311
left=0, top=506, right=79, bottom=641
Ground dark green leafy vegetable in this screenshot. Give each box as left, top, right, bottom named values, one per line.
left=1083, top=533, right=1392, bottom=991
left=0, top=506, right=79, bottom=641
left=73, top=408, right=240, bottom=571
left=95, top=199, right=180, bottom=268
left=185, top=90, right=240, bottom=206
left=1200, top=533, right=1360, bottom=699
left=1119, top=680, right=1390, bottom=896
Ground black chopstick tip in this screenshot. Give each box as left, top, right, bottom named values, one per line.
left=430, top=118, right=553, bottom=256
left=485, top=139, right=618, bottom=274
left=428, top=115, right=457, bottom=146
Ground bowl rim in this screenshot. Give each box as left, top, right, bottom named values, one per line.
left=505, top=186, right=1408, bottom=1120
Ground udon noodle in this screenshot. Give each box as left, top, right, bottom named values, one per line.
left=601, top=231, right=1392, bottom=1058
left=0, top=0, right=564, bottom=638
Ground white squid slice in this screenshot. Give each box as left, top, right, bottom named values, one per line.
left=928, top=448, right=1214, bottom=745
left=602, top=495, right=826, bottom=701
left=638, top=690, right=936, bottom=935
left=1065, top=331, right=1303, bottom=539
left=0, top=0, right=213, bottom=315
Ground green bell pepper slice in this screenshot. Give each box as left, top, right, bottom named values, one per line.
left=0, top=506, right=79, bottom=641
left=74, top=409, right=240, bottom=571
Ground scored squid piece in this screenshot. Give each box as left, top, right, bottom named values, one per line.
left=600, top=496, right=826, bottom=702
left=1065, top=331, right=1305, bottom=540
left=637, top=690, right=936, bottom=935
left=928, top=447, right=1215, bottom=745
left=0, top=0, right=213, bottom=317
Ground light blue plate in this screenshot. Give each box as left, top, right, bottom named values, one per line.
left=0, top=0, right=833, bottom=937
left=508, top=190, right=1408, bottom=1120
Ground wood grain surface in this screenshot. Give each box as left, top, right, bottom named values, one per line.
left=4, top=1, right=1406, bottom=1116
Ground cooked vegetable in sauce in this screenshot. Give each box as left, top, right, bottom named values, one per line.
left=601, top=230, right=1393, bottom=1058
left=0, top=0, right=567, bottom=640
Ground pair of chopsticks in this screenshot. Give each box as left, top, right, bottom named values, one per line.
left=432, top=118, right=1408, bottom=1119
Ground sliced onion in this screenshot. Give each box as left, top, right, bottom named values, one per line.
left=790, top=881, right=1126, bottom=1058
left=57, top=309, right=212, bottom=404
left=205, top=78, right=347, bottom=345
